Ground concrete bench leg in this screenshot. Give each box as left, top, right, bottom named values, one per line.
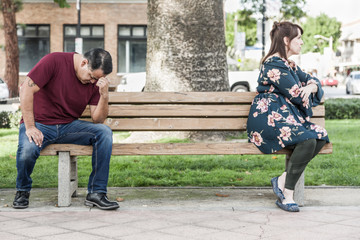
left=58, top=152, right=78, bottom=207
left=285, top=154, right=304, bottom=206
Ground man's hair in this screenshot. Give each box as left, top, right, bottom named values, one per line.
left=84, top=48, right=113, bottom=75
left=261, top=21, right=303, bottom=64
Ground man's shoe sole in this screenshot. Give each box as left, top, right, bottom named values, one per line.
left=13, top=205, right=28, bottom=209
left=85, top=200, right=119, bottom=210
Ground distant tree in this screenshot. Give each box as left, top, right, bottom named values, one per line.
left=0, top=0, right=69, bottom=98
left=279, top=0, right=307, bottom=21
left=145, top=0, right=229, bottom=92
left=1, top=0, right=22, bottom=98
left=239, top=0, right=307, bottom=21
left=225, top=9, right=257, bottom=48
left=301, top=14, right=342, bottom=54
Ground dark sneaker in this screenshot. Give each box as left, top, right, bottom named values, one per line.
left=85, top=193, right=119, bottom=210
left=13, top=191, right=30, bottom=209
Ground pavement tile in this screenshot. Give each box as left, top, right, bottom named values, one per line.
left=0, top=232, right=28, bottom=240
left=0, top=214, right=12, bottom=222
left=120, top=231, right=191, bottom=240
left=55, top=219, right=110, bottom=231
left=93, top=210, right=152, bottom=224
left=337, top=218, right=360, bottom=227
left=266, top=213, right=324, bottom=229
left=193, top=230, right=259, bottom=240
left=232, top=210, right=275, bottom=224
left=0, top=219, right=37, bottom=231
left=147, top=211, right=220, bottom=224
left=25, top=212, right=83, bottom=224
left=263, top=230, right=340, bottom=240
left=295, top=209, right=357, bottom=223
left=0, top=211, right=52, bottom=220
left=196, top=218, right=254, bottom=231
left=37, top=232, right=109, bottom=240
left=307, top=223, right=360, bottom=237
left=1, top=187, right=360, bottom=240
left=158, top=224, right=222, bottom=238
left=231, top=223, right=286, bottom=238
left=122, top=218, right=183, bottom=231
left=329, top=237, right=359, bottom=240
left=85, top=225, right=146, bottom=238
left=7, top=225, right=70, bottom=238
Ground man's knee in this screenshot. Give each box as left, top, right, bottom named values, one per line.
left=95, top=124, right=113, bottom=142
left=17, top=141, right=40, bottom=163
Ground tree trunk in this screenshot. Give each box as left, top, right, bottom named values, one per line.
left=142, top=0, right=231, bottom=142
left=145, top=0, right=229, bottom=91
left=1, top=0, right=19, bottom=98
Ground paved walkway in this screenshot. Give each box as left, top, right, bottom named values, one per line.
left=1, top=187, right=360, bottom=240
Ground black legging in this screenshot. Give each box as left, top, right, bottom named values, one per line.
left=284, top=139, right=326, bottom=190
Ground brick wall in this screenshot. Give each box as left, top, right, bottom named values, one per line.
left=0, top=1, right=147, bottom=86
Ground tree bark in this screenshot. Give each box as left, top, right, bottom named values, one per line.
left=1, top=0, right=19, bottom=98
left=145, top=0, right=229, bottom=91
left=143, top=0, right=231, bottom=142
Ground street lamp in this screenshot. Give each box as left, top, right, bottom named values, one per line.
left=314, top=34, right=333, bottom=52
left=75, top=0, right=83, bottom=54
left=314, top=34, right=334, bottom=77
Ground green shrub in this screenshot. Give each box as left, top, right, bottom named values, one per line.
left=9, top=110, right=22, bottom=129
left=325, top=98, right=360, bottom=119
left=0, top=111, right=11, bottom=128
left=0, top=110, right=22, bottom=129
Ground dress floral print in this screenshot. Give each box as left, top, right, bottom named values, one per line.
left=247, top=56, right=330, bottom=154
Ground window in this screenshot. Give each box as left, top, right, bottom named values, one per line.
left=17, top=25, right=50, bottom=72
left=64, top=25, right=104, bottom=53
left=118, top=25, right=147, bottom=73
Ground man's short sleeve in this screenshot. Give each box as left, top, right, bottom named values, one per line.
left=27, top=53, right=56, bottom=88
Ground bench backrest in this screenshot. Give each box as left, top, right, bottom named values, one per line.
left=41, top=92, right=332, bottom=156
left=82, top=92, right=326, bottom=131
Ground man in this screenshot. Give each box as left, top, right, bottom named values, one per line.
left=14, top=48, right=119, bottom=210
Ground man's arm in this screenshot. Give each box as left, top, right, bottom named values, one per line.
left=90, top=77, right=110, bottom=123
left=20, top=77, right=43, bottom=147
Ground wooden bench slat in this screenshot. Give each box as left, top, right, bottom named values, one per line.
left=101, top=117, right=325, bottom=131
left=82, top=105, right=325, bottom=118
left=108, top=92, right=257, bottom=103
left=108, top=92, right=324, bottom=104
left=41, top=142, right=332, bottom=156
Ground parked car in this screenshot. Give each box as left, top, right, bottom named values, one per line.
left=116, top=72, right=146, bottom=92
left=0, top=77, right=10, bottom=101
left=116, top=70, right=260, bottom=92
left=320, top=77, right=338, bottom=87
left=346, top=71, right=360, bottom=95
left=228, top=70, right=259, bottom=92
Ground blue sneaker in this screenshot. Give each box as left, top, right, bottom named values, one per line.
left=271, top=176, right=285, bottom=201
left=275, top=200, right=300, bottom=212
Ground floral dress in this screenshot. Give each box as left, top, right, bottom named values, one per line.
left=247, top=56, right=330, bottom=154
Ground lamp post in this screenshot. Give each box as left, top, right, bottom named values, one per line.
left=75, top=0, right=83, bottom=54
left=314, top=34, right=334, bottom=77
left=314, top=34, right=333, bottom=54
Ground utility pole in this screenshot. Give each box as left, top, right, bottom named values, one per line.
left=262, top=0, right=266, bottom=58
left=75, top=0, right=83, bottom=54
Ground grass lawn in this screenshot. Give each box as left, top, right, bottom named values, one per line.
left=1, top=119, right=359, bottom=188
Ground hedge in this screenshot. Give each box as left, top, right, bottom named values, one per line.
left=0, top=110, right=22, bottom=128
left=325, top=98, right=360, bottom=119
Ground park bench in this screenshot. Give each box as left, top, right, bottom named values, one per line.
left=40, top=92, right=332, bottom=207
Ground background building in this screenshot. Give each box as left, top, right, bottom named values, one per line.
left=0, top=0, right=147, bottom=86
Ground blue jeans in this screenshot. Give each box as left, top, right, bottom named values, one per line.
left=16, top=120, right=113, bottom=193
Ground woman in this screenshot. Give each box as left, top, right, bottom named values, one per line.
left=247, top=21, right=329, bottom=212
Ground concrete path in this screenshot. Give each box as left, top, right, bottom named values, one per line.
left=1, top=187, right=360, bottom=239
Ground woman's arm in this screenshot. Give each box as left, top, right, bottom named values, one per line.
left=295, top=66, right=324, bottom=107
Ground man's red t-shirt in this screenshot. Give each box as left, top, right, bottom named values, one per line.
left=25, top=52, right=100, bottom=125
